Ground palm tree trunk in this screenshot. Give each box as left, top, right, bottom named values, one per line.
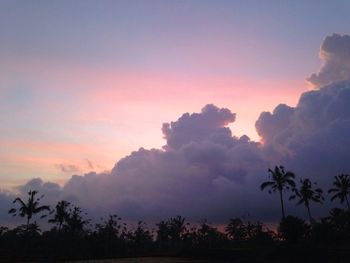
left=279, top=190, right=285, bottom=218
left=307, top=205, right=312, bottom=223
left=26, top=216, right=30, bottom=232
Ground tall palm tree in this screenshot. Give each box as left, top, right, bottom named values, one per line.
left=289, top=178, right=324, bottom=223
left=8, top=190, right=50, bottom=232
left=328, top=174, right=350, bottom=210
left=260, top=166, right=295, bottom=219
left=49, top=200, right=71, bottom=231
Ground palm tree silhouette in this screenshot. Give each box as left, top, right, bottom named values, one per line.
left=290, top=178, right=324, bottom=222
left=49, top=200, right=71, bottom=232
left=65, top=206, right=89, bottom=235
left=260, top=166, right=295, bottom=219
left=169, top=216, right=187, bottom=241
left=8, top=190, right=50, bottom=232
left=225, top=218, right=246, bottom=242
left=328, top=174, right=350, bottom=210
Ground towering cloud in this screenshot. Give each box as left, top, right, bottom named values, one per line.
left=257, top=79, right=350, bottom=185
left=162, top=104, right=236, bottom=150
left=4, top=34, right=350, bottom=224
left=307, top=34, right=350, bottom=88
left=57, top=104, right=269, bottom=222
left=257, top=34, right=350, bottom=186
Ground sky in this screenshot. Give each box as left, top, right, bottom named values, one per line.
left=1, top=1, right=350, bottom=224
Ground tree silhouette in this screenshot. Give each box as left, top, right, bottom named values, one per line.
left=328, top=208, right=350, bottom=234
left=278, top=216, right=308, bottom=244
left=290, top=178, right=324, bottom=223
left=130, top=221, right=153, bottom=252
left=65, top=206, right=89, bottom=236
left=49, top=200, right=71, bottom=232
left=260, top=166, right=295, bottom=218
left=8, top=190, right=50, bottom=232
left=168, top=216, right=187, bottom=241
left=196, top=221, right=227, bottom=248
left=94, top=214, right=123, bottom=256
left=95, top=214, right=122, bottom=237
left=225, top=218, right=246, bottom=242
left=156, top=215, right=188, bottom=251
left=156, top=220, right=170, bottom=244
left=328, top=174, right=350, bottom=210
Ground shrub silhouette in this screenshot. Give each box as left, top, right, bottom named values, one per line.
left=128, top=221, right=153, bottom=252
left=278, top=216, right=308, bottom=244
left=225, top=218, right=246, bottom=242
left=327, top=208, right=350, bottom=242
left=195, top=221, right=227, bottom=248
left=310, top=218, right=335, bottom=244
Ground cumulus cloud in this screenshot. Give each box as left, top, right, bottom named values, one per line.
left=17, top=178, right=63, bottom=202
left=162, top=104, right=236, bottom=150
left=307, top=34, right=350, bottom=88
left=256, top=79, right=350, bottom=186
left=257, top=34, right=350, bottom=188
left=50, top=104, right=270, bottom=222
left=6, top=34, right=350, bottom=225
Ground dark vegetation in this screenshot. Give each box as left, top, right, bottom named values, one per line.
left=0, top=166, right=349, bottom=262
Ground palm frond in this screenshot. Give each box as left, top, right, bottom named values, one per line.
left=8, top=208, right=16, bottom=214
left=260, top=181, right=275, bottom=191
left=34, top=205, right=50, bottom=213
left=13, top=197, right=26, bottom=208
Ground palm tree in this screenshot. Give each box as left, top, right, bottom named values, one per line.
left=260, top=166, right=295, bottom=219
left=8, top=190, right=50, bottom=232
left=95, top=214, right=122, bottom=238
left=65, top=206, right=89, bottom=235
left=169, top=216, right=187, bottom=241
left=289, top=178, right=324, bottom=223
left=49, top=200, right=71, bottom=231
left=328, top=174, right=350, bottom=210
left=225, top=218, right=246, bottom=242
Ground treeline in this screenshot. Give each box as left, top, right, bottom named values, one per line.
left=0, top=166, right=349, bottom=262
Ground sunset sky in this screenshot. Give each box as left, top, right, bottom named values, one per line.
left=1, top=1, right=350, bottom=223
